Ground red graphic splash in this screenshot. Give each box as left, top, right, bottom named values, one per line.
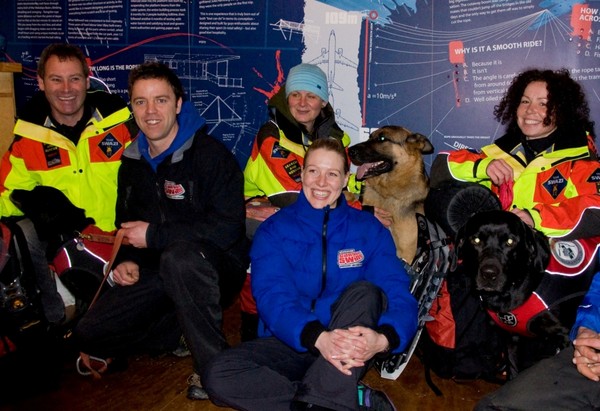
left=253, top=50, right=284, bottom=103
left=571, top=4, right=593, bottom=41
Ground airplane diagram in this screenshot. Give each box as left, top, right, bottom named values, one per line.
left=307, top=30, right=358, bottom=106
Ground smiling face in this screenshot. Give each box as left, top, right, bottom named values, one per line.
left=516, top=81, right=557, bottom=139
left=37, top=55, right=90, bottom=127
left=301, top=147, right=349, bottom=209
left=130, top=78, right=182, bottom=156
left=287, top=90, right=327, bottom=133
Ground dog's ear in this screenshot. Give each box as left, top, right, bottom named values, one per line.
left=523, top=222, right=551, bottom=273
left=407, top=133, right=434, bottom=154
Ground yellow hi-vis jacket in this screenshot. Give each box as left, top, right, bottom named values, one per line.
left=0, top=92, right=135, bottom=231
left=244, top=123, right=356, bottom=199
left=447, top=132, right=600, bottom=238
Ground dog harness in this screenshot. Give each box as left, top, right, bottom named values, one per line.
left=487, top=237, right=600, bottom=336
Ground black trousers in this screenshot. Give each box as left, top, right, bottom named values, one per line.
left=475, top=346, right=600, bottom=410
left=202, top=281, right=387, bottom=411
left=74, top=240, right=246, bottom=374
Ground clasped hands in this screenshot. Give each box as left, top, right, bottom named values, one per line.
left=572, top=326, right=600, bottom=381
left=315, top=326, right=389, bottom=376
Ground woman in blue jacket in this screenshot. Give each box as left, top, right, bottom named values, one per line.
left=203, top=137, right=418, bottom=411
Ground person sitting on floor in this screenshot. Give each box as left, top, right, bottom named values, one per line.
left=73, top=61, right=248, bottom=401
left=0, top=43, right=136, bottom=325
left=202, top=137, right=418, bottom=411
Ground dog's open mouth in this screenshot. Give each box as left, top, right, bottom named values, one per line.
left=355, top=160, right=392, bottom=181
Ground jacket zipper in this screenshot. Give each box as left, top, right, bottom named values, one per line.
left=311, top=206, right=330, bottom=312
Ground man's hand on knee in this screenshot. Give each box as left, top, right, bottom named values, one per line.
left=113, top=261, right=140, bottom=286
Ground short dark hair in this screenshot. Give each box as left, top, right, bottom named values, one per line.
left=305, top=137, right=350, bottom=174
left=128, top=61, right=185, bottom=102
left=37, top=43, right=89, bottom=79
left=494, top=68, right=595, bottom=141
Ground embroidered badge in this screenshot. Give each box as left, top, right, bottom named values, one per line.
left=270, top=142, right=290, bottom=159
left=541, top=169, right=567, bottom=199
left=164, top=180, right=185, bottom=200
left=497, top=312, right=517, bottom=327
left=98, top=133, right=123, bottom=158
left=337, top=249, right=364, bottom=268
left=43, top=144, right=61, bottom=168
left=587, top=168, right=600, bottom=193
left=587, top=168, right=600, bottom=183
left=550, top=240, right=584, bottom=268
left=283, top=160, right=302, bottom=183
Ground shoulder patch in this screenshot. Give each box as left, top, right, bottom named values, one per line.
left=550, top=239, right=585, bottom=268
left=283, top=160, right=301, bottom=182
left=271, top=141, right=291, bottom=159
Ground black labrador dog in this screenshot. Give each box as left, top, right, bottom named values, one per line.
left=10, top=186, right=95, bottom=258
left=10, top=186, right=105, bottom=304
left=456, top=209, right=595, bottom=377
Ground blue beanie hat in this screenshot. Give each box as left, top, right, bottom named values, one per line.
left=285, top=63, right=329, bottom=102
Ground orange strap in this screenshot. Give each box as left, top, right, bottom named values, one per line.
left=88, top=229, right=125, bottom=309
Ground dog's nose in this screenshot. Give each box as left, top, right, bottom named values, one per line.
left=479, top=264, right=499, bottom=282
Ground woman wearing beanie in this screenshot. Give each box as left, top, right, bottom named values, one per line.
left=243, top=63, right=356, bottom=208
left=241, top=64, right=360, bottom=342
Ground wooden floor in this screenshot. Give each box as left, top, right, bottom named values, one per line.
left=2, top=302, right=500, bottom=411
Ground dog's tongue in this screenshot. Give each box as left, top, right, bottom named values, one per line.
left=356, top=162, right=377, bottom=180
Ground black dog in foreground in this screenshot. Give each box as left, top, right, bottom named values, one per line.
left=456, top=210, right=596, bottom=377
left=10, top=186, right=106, bottom=304
left=10, top=186, right=95, bottom=257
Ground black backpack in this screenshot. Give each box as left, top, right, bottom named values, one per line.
left=0, top=220, right=63, bottom=403
left=417, top=264, right=506, bottom=395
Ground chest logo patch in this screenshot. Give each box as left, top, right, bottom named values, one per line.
left=43, top=143, right=61, bottom=168
left=587, top=168, right=600, bottom=194
left=541, top=169, right=567, bottom=199
left=98, top=133, right=123, bottom=158
left=337, top=249, right=364, bottom=268
left=164, top=180, right=185, bottom=200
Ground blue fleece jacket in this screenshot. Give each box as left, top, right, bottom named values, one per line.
left=571, top=266, right=600, bottom=340
left=137, top=101, right=206, bottom=171
left=251, top=191, right=418, bottom=353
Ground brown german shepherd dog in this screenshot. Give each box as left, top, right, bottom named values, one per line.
left=348, top=126, right=434, bottom=263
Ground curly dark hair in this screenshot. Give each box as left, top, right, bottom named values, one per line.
left=493, top=68, right=595, bottom=140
